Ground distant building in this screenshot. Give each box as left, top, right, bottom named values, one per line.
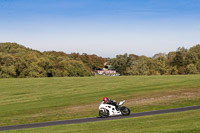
left=94, top=63, right=120, bottom=76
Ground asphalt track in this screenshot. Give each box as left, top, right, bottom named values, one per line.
left=0, top=105, right=200, bottom=132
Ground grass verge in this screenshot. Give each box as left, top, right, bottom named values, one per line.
left=0, top=75, right=200, bottom=126
left=3, top=109, right=200, bottom=133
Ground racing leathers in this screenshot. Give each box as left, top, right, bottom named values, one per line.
left=104, top=98, right=119, bottom=110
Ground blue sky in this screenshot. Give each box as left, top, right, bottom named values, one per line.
left=1, top=0, right=200, bottom=57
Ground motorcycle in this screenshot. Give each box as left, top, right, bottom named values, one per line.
left=99, top=100, right=130, bottom=117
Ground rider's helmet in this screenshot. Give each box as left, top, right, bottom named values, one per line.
left=103, top=97, right=108, bottom=103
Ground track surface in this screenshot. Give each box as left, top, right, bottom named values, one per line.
left=0, top=105, right=200, bottom=132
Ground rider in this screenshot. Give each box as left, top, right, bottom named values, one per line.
left=102, top=97, right=119, bottom=110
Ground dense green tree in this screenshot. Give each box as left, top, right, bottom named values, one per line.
left=167, top=51, right=176, bottom=66
left=152, top=53, right=168, bottom=75
left=173, top=47, right=188, bottom=68
left=189, top=44, right=200, bottom=59
left=110, top=53, right=130, bottom=75
left=168, top=66, right=178, bottom=75
left=125, top=56, right=151, bottom=75
left=186, top=64, right=198, bottom=74
left=69, top=53, right=105, bottom=70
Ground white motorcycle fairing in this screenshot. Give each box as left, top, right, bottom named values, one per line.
left=99, top=100, right=125, bottom=117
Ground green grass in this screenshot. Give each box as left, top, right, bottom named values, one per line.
left=3, top=109, right=200, bottom=133
left=0, top=75, right=200, bottom=126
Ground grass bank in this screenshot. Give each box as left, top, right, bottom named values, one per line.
left=0, top=75, right=200, bottom=126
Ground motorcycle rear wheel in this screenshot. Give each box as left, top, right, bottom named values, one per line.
left=99, top=109, right=109, bottom=118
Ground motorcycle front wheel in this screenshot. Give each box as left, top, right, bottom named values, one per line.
left=121, top=106, right=130, bottom=116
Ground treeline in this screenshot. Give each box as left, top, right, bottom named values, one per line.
left=0, top=43, right=105, bottom=78
left=108, top=45, right=200, bottom=75
left=1, top=42, right=200, bottom=78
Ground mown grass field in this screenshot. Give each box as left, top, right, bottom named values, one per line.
left=3, top=110, right=200, bottom=133
left=0, top=75, right=200, bottom=126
